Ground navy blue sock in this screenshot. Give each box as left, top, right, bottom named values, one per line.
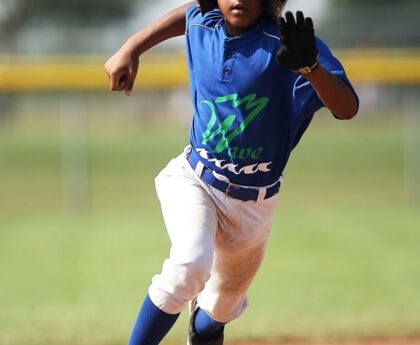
left=128, top=294, right=180, bottom=345
left=194, top=308, right=225, bottom=338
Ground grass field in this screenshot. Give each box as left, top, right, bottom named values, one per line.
left=0, top=106, right=419, bottom=345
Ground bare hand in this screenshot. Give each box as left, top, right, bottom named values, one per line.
left=104, top=46, right=139, bottom=96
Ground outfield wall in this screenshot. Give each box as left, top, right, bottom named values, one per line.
left=1, top=49, right=420, bottom=92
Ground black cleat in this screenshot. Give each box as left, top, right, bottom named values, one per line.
left=187, top=298, right=224, bottom=345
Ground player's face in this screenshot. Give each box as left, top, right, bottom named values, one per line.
left=217, top=0, right=266, bottom=36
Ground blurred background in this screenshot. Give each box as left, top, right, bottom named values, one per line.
left=0, top=0, right=419, bottom=344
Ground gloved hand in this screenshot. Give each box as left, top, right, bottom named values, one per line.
left=276, top=11, right=318, bottom=74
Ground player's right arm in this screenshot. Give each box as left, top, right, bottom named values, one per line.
left=105, top=1, right=194, bottom=96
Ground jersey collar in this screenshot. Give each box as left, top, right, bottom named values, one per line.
left=221, top=15, right=272, bottom=49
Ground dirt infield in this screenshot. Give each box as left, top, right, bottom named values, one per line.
left=226, top=338, right=420, bottom=345
left=169, top=338, right=420, bottom=345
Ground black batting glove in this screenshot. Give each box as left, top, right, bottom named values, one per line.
left=276, top=11, right=318, bottom=74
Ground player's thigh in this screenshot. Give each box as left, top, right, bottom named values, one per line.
left=196, top=194, right=280, bottom=322
left=213, top=240, right=267, bottom=296
left=155, top=155, right=218, bottom=257
left=197, top=240, right=268, bottom=322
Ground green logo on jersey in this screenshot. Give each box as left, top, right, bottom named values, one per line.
left=201, top=93, right=269, bottom=155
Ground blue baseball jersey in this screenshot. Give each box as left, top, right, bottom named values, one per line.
left=185, top=5, right=358, bottom=187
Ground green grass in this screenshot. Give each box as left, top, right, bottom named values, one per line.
left=0, top=110, right=419, bottom=344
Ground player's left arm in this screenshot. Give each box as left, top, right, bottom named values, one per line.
left=303, top=64, right=359, bottom=120
left=277, top=11, right=358, bottom=120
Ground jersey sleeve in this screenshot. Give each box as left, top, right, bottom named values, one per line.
left=185, top=3, right=200, bottom=30
left=185, top=4, right=224, bottom=34
left=293, top=37, right=359, bottom=117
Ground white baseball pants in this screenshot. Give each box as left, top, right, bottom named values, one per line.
left=148, top=150, right=280, bottom=323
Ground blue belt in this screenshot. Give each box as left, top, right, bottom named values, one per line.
left=186, top=148, right=280, bottom=202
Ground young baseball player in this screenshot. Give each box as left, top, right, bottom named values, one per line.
left=105, top=0, right=359, bottom=344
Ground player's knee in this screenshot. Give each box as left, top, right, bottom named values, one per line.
left=160, top=251, right=213, bottom=292
left=169, top=242, right=214, bottom=286
left=149, top=254, right=213, bottom=314
left=182, top=254, right=213, bottom=285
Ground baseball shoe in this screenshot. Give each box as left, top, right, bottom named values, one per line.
left=187, top=297, right=224, bottom=345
